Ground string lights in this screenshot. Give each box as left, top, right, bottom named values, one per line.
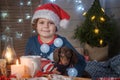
left=49, top=0, right=56, bottom=3
left=1, top=0, right=35, bottom=40
left=75, top=0, right=84, bottom=12
left=1, top=0, right=86, bottom=41
left=1, top=12, right=8, bottom=19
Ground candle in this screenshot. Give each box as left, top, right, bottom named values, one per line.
left=11, top=59, right=24, bottom=79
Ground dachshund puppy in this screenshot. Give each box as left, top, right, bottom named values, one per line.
left=52, top=46, right=78, bottom=75
left=41, top=46, right=78, bottom=76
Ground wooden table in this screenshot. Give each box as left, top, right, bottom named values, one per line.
left=74, top=77, right=91, bottom=80
left=62, top=75, right=91, bottom=80
left=10, top=74, right=91, bottom=80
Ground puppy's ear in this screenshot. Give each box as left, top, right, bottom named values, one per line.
left=53, top=48, right=61, bottom=63
left=71, top=51, right=78, bottom=65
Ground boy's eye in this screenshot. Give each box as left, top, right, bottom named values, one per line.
left=49, top=21, right=54, bottom=25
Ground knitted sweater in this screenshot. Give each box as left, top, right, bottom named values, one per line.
left=25, top=35, right=86, bottom=77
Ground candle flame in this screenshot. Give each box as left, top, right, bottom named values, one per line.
left=16, top=59, right=19, bottom=65
left=5, top=51, right=11, bottom=59
left=5, top=47, right=12, bottom=63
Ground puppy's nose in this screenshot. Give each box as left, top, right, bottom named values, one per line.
left=64, top=62, right=69, bottom=65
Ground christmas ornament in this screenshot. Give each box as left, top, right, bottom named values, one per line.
left=54, top=38, right=63, bottom=47
left=40, top=44, right=50, bottom=53
left=67, top=67, right=78, bottom=77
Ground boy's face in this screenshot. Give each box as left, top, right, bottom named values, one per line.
left=36, top=18, right=56, bottom=38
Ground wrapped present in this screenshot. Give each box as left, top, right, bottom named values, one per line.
left=97, top=77, right=120, bottom=80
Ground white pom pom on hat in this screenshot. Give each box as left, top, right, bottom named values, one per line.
left=31, top=3, right=70, bottom=29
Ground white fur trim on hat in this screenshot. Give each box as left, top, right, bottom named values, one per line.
left=60, top=19, right=69, bottom=29
left=32, top=9, right=60, bottom=29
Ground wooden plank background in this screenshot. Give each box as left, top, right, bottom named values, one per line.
left=0, top=0, right=41, bottom=57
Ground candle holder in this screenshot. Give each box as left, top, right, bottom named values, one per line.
left=0, top=59, right=7, bottom=76
left=2, top=36, right=17, bottom=76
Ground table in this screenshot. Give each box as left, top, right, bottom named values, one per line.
left=74, top=77, right=91, bottom=80
left=20, top=75, right=91, bottom=80
left=0, top=74, right=91, bottom=80
left=11, top=75, right=92, bottom=80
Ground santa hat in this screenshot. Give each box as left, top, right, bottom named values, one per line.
left=31, top=3, right=70, bottom=29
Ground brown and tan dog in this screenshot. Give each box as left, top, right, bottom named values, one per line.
left=53, top=46, right=78, bottom=75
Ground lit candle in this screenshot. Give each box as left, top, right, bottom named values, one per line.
left=11, top=59, right=24, bottom=79
left=5, top=47, right=13, bottom=63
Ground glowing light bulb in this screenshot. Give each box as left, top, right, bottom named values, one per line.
left=2, top=12, right=8, bottom=18
left=18, top=19, right=23, bottom=23
left=101, top=8, right=105, bottom=12
left=75, top=0, right=82, bottom=3
left=99, top=39, right=103, bottom=45
left=27, top=1, right=31, bottom=6
left=100, top=17, right=105, bottom=22
left=94, top=28, right=99, bottom=34
left=77, top=5, right=84, bottom=11
left=20, top=2, right=24, bottom=6
left=91, top=16, right=95, bottom=20
left=50, top=0, right=56, bottom=2
left=83, top=12, right=87, bottom=16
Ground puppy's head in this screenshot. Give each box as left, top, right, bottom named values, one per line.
left=53, top=46, right=78, bottom=66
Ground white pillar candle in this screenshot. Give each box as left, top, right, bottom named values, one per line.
left=11, top=59, right=24, bottom=79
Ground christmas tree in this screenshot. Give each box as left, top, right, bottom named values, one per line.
left=74, top=0, right=115, bottom=47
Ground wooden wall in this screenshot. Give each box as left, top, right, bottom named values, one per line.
left=0, top=0, right=120, bottom=58
left=0, top=0, right=41, bottom=57
left=105, top=0, right=120, bottom=57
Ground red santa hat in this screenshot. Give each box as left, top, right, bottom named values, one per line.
left=31, top=3, right=70, bottom=29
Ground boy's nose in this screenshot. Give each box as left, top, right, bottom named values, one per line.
left=44, top=23, right=49, bottom=27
